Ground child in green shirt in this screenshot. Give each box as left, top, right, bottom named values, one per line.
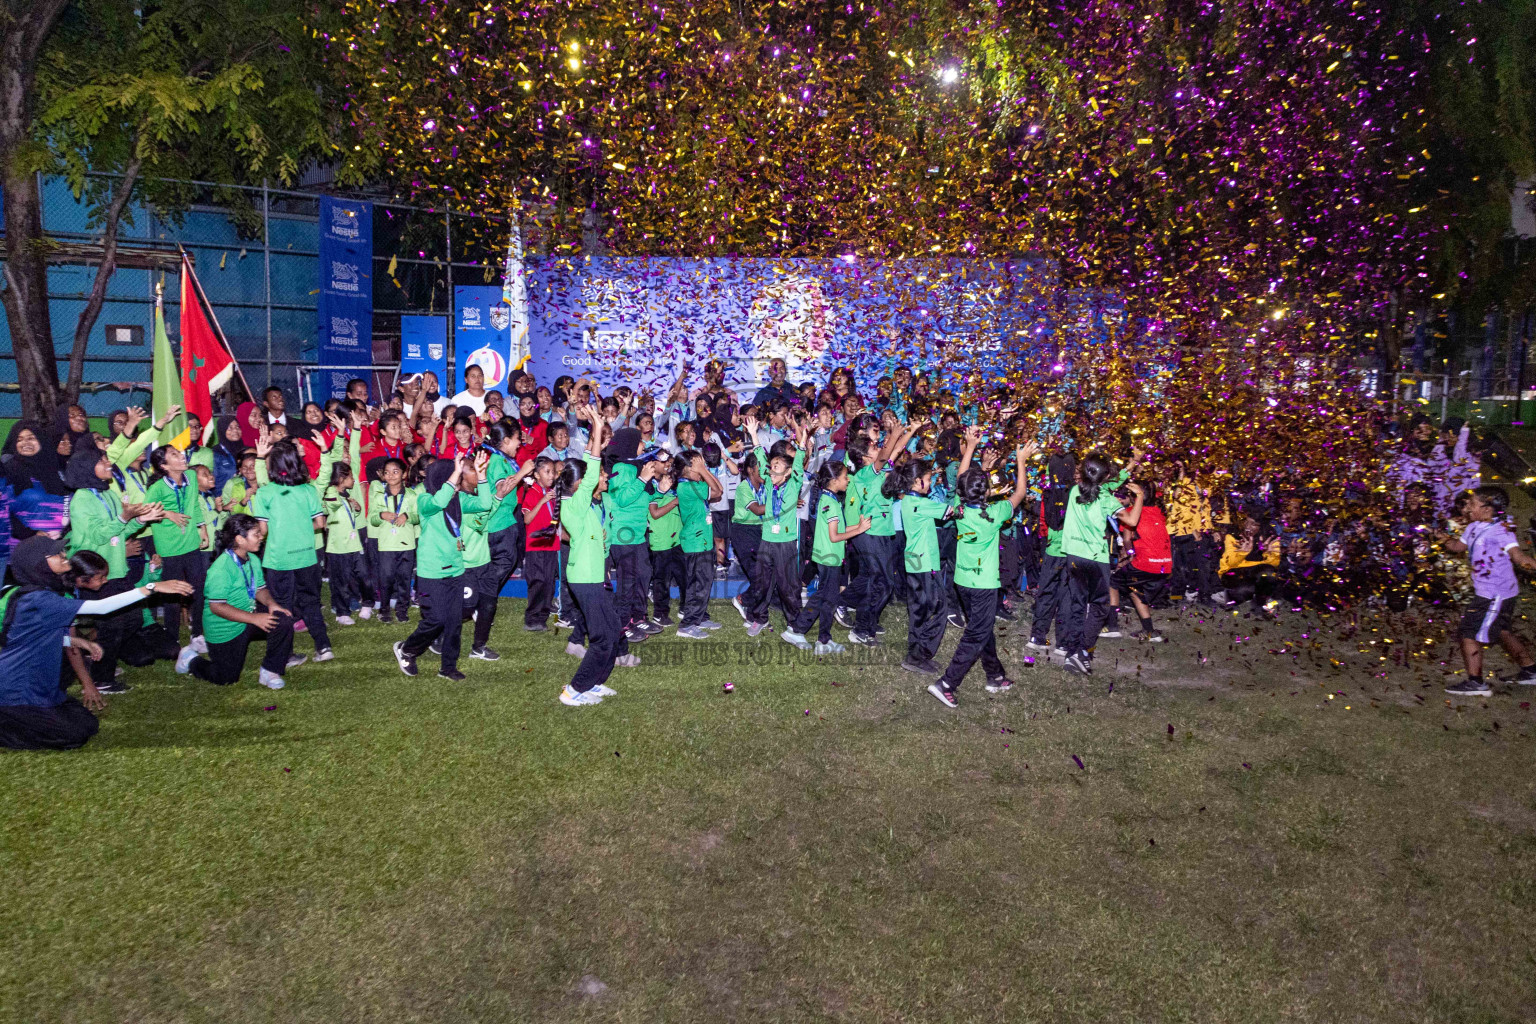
left=189, top=513, right=296, bottom=690
left=146, top=444, right=210, bottom=662
left=324, top=460, right=366, bottom=623
left=251, top=434, right=336, bottom=667
left=647, top=465, right=684, bottom=626
left=886, top=460, right=953, bottom=673
left=782, top=461, right=871, bottom=653
left=929, top=431, right=1037, bottom=709
left=368, top=458, right=419, bottom=622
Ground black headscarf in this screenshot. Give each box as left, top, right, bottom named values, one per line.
left=9, top=536, right=69, bottom=593
left=63, top=444, right=110, bottom=492
left=2, top=420, right=69, bottom=494
left=422, top=457, right=463, bottom=526
left=216, top=415, right=243, bottom=459
left=53, top=403, right=92, bottom=457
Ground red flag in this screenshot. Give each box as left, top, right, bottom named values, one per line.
left=179, top=256, right=235, bottom=445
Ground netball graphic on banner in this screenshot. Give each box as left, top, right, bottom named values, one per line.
left=453, top=284, right=513, bottom=393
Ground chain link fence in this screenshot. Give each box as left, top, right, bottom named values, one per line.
left=2, top=172, right=507, bottom=417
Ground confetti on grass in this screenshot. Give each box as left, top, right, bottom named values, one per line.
left=1072, top=754, right=1085, bottom=770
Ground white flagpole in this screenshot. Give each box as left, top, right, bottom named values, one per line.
left=503, top=206, right=530, bottom=371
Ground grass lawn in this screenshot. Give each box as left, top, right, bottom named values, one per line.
left=3, top=593, right=1535, bottom=1022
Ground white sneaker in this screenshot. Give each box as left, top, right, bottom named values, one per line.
left=700, top=619, right=724, bottom=631
left=814, top=641, right=846, bottom=655
left=313, top=648, right=335, bottom=663
left=174, top=645, right=197, bottom=675
left=257, top=668, right=286, bottom=690
left=589, top=682, right=618, bottom=697
left=781, top=629, right=812, bottom=650
left=1184, top=590, right=1199, bottom=601
left=566, top=641, right=587, bottom=658
left=732, top=595, right=749, bottom=623
left=358, top=606, right=372, bottom=620
left=335, top=615, right=355, bottom=626
left=286, top=653, right=309, bottom=669
left=559, top=684, right=602, bottom=706
left=677, top=625, right=709, bottom=639
left=189, top=635, right=209, bottom=655
left=1098, top=628, right=1122, bottom=639
left=800, top=586, right=810, bottom=605
left=1024, top=639, right=1052, bottom=651
left=615, top=653, right=641, bottom=668
left=1210, top=590, right=1228, bottom=605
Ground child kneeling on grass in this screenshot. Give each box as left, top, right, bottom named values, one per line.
left=1438, top=485, right=1536, bottom=697
left=190, top=515, right=296, bottom=690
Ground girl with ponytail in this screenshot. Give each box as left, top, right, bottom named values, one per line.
left=838, top=417, right=922, bottom=644
left=928, top=428, right=1037, bottom=709
left=1058, top=448, right=1144, bottom=674
left=188, top=513, right=295, bottom=689
left=781, top=461, right=871, bottom=654
left=890, top=460, right=952, bottom=674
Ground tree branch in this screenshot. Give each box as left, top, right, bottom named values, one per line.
left=67, top=151, right=143, bottom=401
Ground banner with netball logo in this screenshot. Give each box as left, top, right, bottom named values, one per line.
left=452, top=284, right=513, bottom=394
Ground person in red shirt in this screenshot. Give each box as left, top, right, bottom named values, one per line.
left=513, top=393, right=548, bottom=459
left=518, top=457, right=562, bottom=630
left=1112, top=480, right=1173, bottom=642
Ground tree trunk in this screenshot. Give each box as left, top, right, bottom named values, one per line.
left=66, top=154, right=142, bottom=402
left=1, top=168, right=61, bottom=422
left=0, top=0, right=72, bottom=422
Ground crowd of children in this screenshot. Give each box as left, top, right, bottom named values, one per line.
left=1, top=361, right=1533, bottom=747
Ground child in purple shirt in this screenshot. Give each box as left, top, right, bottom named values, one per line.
left=1440, top=486, right=1536, bottom=696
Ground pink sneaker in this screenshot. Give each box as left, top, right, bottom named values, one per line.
left=293, top=619, right=308, bottom=633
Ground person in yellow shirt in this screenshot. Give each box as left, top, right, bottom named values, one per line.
left=1165, top=465, right=1216, bottom=604
left=1214, top=515, right=1281, bottom=614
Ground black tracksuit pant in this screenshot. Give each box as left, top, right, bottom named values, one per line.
left=905, top=569, right=946, bottom=662
left=1064, top=553, right=1113, bottom=657
left=680, top=550, right=714, bottom=628
left=376, top=549, right=415, bottom=618
left=265, top=563, right=330, bottom=653
left=938, top=586, right=1006, bottom=690
left=159, top=550, right=207, bottom=642
left=793, top=563, right=843, bottom=643
left=523, top=548, right=558, bottom=625
left=1030, top=553, right=1069, bottom=644
left=751, top=540, right=802, bottom=629
left=568, top=581, right=629, bottom=692
left=402, top=573, right=463, bottom=672
left=649, top=545, right=685, bottom=621
left=610, top=542, right=651, bottom=629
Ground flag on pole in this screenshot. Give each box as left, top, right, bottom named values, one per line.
left=502, top=210, right=530, bottom=371
left=180, top=254, right=236, bottom=444
left=151, top=281, right=189, bottom=448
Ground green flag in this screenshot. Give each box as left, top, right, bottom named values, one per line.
left=151, top=291, right=188, bottom=447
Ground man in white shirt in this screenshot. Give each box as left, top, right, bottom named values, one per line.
left=449, top=364, right=490, bottom=416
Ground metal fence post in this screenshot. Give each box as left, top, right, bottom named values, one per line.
left=1441, top=372, right=1449, bottom=423
left=263, top=179, right=273, bottom=393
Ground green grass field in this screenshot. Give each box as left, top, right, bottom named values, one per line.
left=3, top=593, right=1535, bottom=1023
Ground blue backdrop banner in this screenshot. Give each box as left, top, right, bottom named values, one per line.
left=317, top=196, right=373, bottom=399
left=454, top=284, right=513, bottom=394
left=400, top=315, right=449, bottom=391
left=520, top=256, right=1072, bottom=401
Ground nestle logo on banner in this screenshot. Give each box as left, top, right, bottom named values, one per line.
left=329, top=315, right=360, bottom=347
left=329, top=205, right=361, bottom=241
left=330, top=261, right=360, bottom=293
left=405, top=344, right=422, bottom=359
left=583, top=327, right=646, bottom=352
left=461, top=306, right=482, bottom=329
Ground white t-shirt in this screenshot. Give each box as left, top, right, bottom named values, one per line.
left=448, top=390, right=488, bottom=416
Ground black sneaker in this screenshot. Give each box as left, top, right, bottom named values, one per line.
left=641, top=620, right=665, bottom=635
left=393, top=641, right=418, bottom=677
left=624, top=626, right=649, bottom=644
left=984, top=676, right=1015, bottom=693
left=1064, top=652, right=1093, bottom=675
left=874, top=624, right=887, bottom=636
left=901, top=657, right=939, bottom=675
left=429, top=642, right=442, bottom=656
left=650, top=615, right=673, bottom=628
left=470, top=646, right=500, bottom=661
left=947, top=613, right=966, bottom=629
left=926, top=682, right=958, bottom=708
left=524, top=622, right=548, bottom=632
left=95, top=680, right=131, bottom=695
left=1446, top=678, right=1492, bottom=697
left=995, top=606, right=1016, bottom=622
left=394, top=609, right=410, bottom=623
left=1496, top=665, right=1536, bottom=685
left=834, top=606, right=854, bottom=629
left=438, top=668, right=468, bottom=682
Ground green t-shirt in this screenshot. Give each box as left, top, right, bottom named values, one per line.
left=562, top=453, right=607, bottom=584
left=648, top=491, right=682, bottom=551
left=67, top=487, right=136, bottom=580
left=677, top=479, right=713, bottom=554
left=899, top=494, right=949, bottom=573
left=324, top=487, right=365, bottom=554
left=368, top=483, right=419, bottom=551
left=144, top=475, right=205, bottom=557
left=416, top=480, right=491, bottom=579
left=811, top=492, right=848, bottom=566
left=732, top=480, right=765, bottom=525
left=462, top=484, right=498, bottom=569
left=250, top=482, right=323, bottom=570
left=954, top=500, right=1013, bottom=590
left=1060, top=472, right=1129, bottom=563
left=849, top=465, right=895, bottom=537
left=485, top=453, right=524, bottom=534
left=199, top=492, right=223, bottom=552
left=603, top=463, right=652, bottom=549
left=204, top=550, right=265, bottom=646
